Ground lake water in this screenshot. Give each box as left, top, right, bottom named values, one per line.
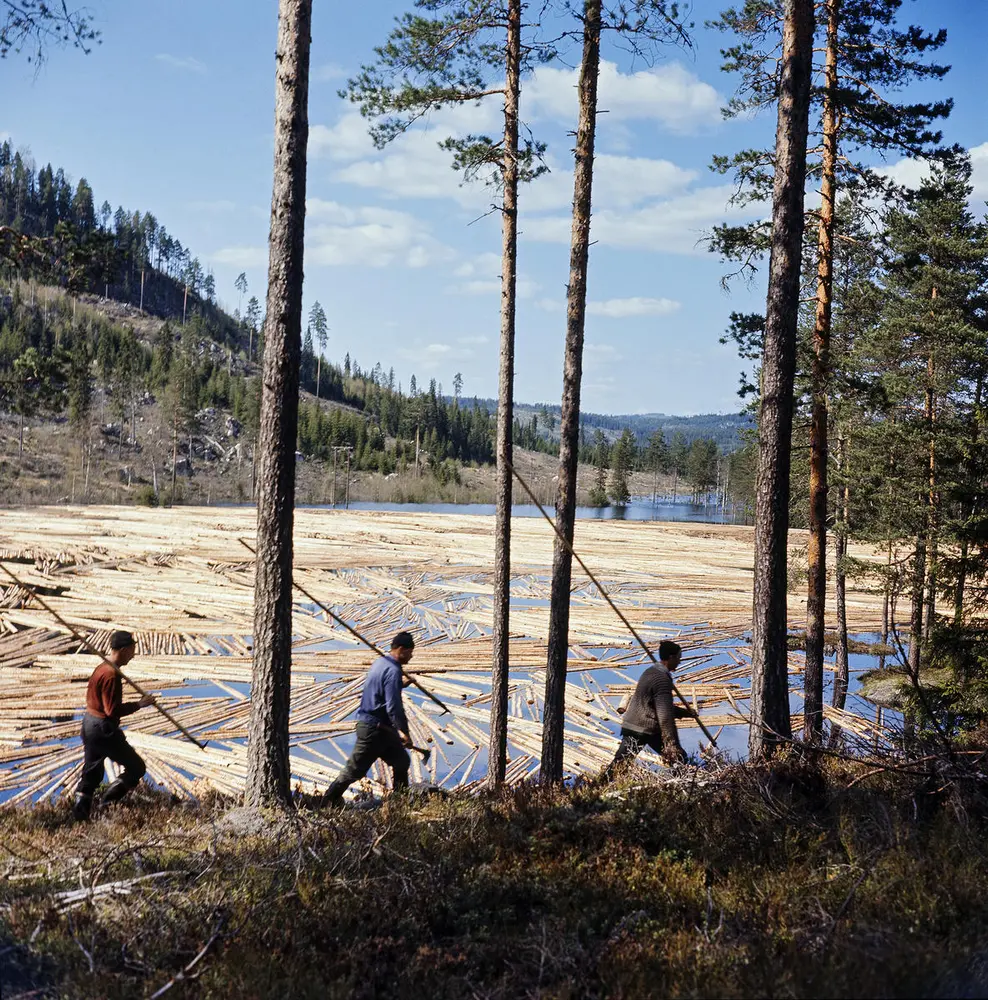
left=303, top=497, right=747, bottom=524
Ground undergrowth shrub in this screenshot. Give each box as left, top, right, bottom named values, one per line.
left=2, top=760, right=988, bottom=998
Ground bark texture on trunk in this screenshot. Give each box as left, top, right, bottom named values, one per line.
left=908, top=363, right=936, bottom=681
left=804, top=0, right=839, bottom=744
left=489, top=0, right=522, bottom=787
left=542, top=0, right=601, bottom=784
left=908, top=533, right=927, bottom=682
left=245, top=0, right=311, bottom=810
left=954, top=378, right=983, bottom=621
left=748, top=0, right=814, bottom=759
left=924, top=411, right=938, bottom=640
left=831, top=434, right=849, bottom=724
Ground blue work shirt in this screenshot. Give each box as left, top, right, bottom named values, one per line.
left=356, top=654, right=408, bottom=733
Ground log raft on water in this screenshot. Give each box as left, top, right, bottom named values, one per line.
left=0, top=506, right=897, bottom=801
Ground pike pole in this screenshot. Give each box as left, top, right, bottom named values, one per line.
left=507, top=460, right=720, bottom=750
left=0, top=562, right=207, bottom=750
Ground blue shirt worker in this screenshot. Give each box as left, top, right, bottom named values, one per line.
left=320, top=631, right=415, bottom=805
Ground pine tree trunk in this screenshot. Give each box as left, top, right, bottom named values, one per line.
left=924, top=428, right=938, bottom=639
left=748, top=0, right=814, bottom=760
left=245, top=0, right=311, bottom=811
left=831, top=434, right=849, bottom=724
left=880, top=540, right=892, bottom=671
left=542, top=0, right=601, bottom=784
left=489, top=0, right=522, bottom=787
left=804, top=0, right=839, bottom=744
left=908, top=533, right=926, bottom=685
left=908, top=361, right=936, bottom=679
left=316, top=355, right=321, bottom=399
left=171, top=416, right=178, bottom=502
left=954, top=378, right=982, bottom=622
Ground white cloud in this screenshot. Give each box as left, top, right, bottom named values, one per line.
left=213, top=200, right=453, bottom=271
left=212, top=246, right=267, bottom=268
left=969, top=142, right=988, bottom=201
left=452, top=252, right=502, bottom=279
left=445, top=252, right=540, bottom=298
left=458, top=335, right=489, bottom=345
left=395, top=339, right=484, bottom=371
left=309, top=101, right=502, bottom=210
left=306, top=198, right=453, bottom=268
left=875, top=156, right=932, bottom=191
left=587, top=297, right=681, bottom=318
left=535, top=296, right=681, bottom=317
left=527, top=60, right=722, bottom=133
left=876, top=144, right=988, bottom=204
left=155, top=53, right=206, bottom=75
left=585, top=343, right=624, bottom=360
left=313, top=63, right=347, bottom=83
left=524, top=153, right=697, bottom=212
left=535, top=297, right=563, bottom=314
left=310, top=112, right=492, bottom=209
left=310, top=65, right=705, bottom=213
left=450, top=279, right=502, bottom=295
left=526, top=183, right=756, bottom=255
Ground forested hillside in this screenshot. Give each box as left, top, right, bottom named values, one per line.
left=0, top=140, right=737, bottom=507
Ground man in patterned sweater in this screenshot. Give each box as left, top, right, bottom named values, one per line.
left=602, top=639, right=691, bottom=779
left=72, top=630, right=154, bottom=821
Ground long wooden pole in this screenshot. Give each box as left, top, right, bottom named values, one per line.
left=507, top=460, right=720, bottom=748
left=237, top=538, right=451, bottom=715
left=0, top=562, right=207, bottom=750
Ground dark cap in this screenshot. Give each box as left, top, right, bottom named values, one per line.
left=109, top=630, right=136, bottom=651
left=391, top=631, right=415, bottom=650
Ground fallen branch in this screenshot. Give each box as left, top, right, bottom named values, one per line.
left=148, top=913, right=226, bottom=999
left=55, top=871, right=176, bottom=913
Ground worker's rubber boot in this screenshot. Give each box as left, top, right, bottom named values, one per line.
left=72, top=793, right=93, bottom=822
left=100, top=778, right=131, bottom=805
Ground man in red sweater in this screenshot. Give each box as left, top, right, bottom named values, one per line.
left=72, top=630, right=154, bottom=821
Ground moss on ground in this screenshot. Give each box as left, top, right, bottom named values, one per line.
left=2, top=757, right=988, bottom=998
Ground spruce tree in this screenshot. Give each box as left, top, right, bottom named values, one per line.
left=856, top=160, right=988, bottom=689
left=309, top=301, right=329, bottom=398
left=588, top=429, right=609, bottom=506
left=608, top=428, right=634, bottom=505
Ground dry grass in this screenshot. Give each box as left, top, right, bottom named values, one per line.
left=3, top=757, right=988, bottom=998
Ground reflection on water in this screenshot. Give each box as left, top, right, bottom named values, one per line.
left=305, top=498, right=748, bottom=525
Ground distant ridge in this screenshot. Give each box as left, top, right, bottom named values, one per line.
left=456, top=398, right=751, bottom=451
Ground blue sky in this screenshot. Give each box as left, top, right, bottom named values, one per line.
left=2, top=0, right=986, bottom=414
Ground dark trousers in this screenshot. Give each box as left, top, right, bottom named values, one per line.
left=601, top=729, right=665, bottom=780
left=75, top=714, right=147, bottom=801
left=324, top=722, right=410, bottom=803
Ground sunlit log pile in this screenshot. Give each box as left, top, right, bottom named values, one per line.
left=0, top=505, right=895, bottom=803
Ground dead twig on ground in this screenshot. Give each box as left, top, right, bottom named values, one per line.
left=148, top=912, right=226, bottom=999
